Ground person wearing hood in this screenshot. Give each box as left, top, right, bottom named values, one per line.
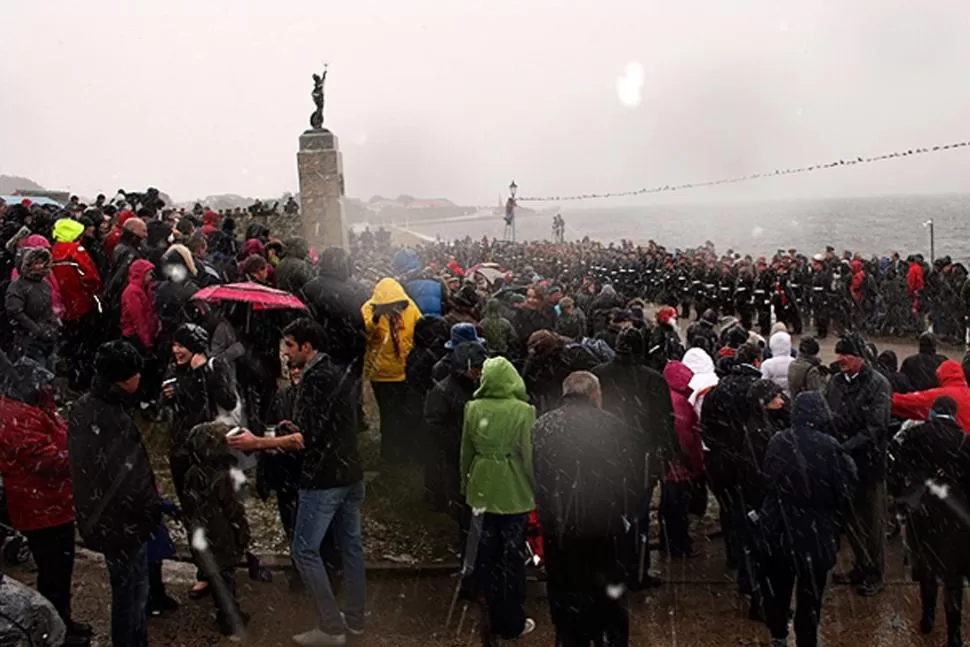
left=121, top=259, right=160, bottom=395
left=647, top=305, right=685, bottom=372
left=201, top=209, right=220, bottom=237
left=787, top=336, right=828, bottom=397
left=69, top=341, right=160, bottom=647
left=682, top=346, right=719, bottom=419
left=759, top=392, right=857, bottom=647
left=363, top=277, right=420, bottom=463
left=0, top=357, right=92, bottom=646
left=825, top=334, right=892, bottom=596
left=700, top=343, right=764, bottom=608
left=276, top=237, right=314, bottom=296
left=393, top=248, right=446, bottom=316
left=5, top=245, right=58, bottom=370
left=901, top=332, right=948, bottom=391
left=661, top=360, right=704, bottom=557
left=480, top=296, right=517, bottom=356
left=876, top=349, right=912, bottom=394
left=424, top=341, right=486, bottom=546
left=12, top=235, right=65, bottom=321
left=891, top=359, right=970, bottom=431
left=588, top=284, right=623, bottom=335
left=154, top=244, right=202, bottom=356
left=533, top=371, right=636, bottom=646
left=889, top=396, right=970, bottom=647
left=51, top=218, right=102, bottom=391
left=593, top=328, right=677, bottom=588
left=460, top=356, right=537, bottom=642
left=760, top=330, right=794, bottom=395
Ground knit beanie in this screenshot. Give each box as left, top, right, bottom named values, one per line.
left=172, top=323, right=209, bottom=355
left=95, top=341, right=144, bottom=383
left=798, top=336, right=821, bottom=356
left=834, top=335, right=865, bottom=358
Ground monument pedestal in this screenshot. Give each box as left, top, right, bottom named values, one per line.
left=297, top=128, right=346, bottom=249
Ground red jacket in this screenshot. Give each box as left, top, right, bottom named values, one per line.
left=664, top=361, right=704, bottom=481
left=849, top=259, right=865, bottom=302
left=892, top=360, right=970, bottom=433
left=51, top=241, right=102, bottom=321
left=0, top=396, right=75, bottom=531
left=121, top=259, right=159, bottom=348
left=907, top=261, right=925, bottom=298
left=103, top=209, right=135, bottom=261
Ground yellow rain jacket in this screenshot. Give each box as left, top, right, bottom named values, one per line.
left=362, top=278, right=420, bottom=382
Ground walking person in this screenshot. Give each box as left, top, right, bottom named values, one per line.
left=759, top=392, right=858, bottom=647
left=461, top=356, right=537, bottom=641
left=533, top=371, right=635, bottom=646
left=826, top=335, right=892, bottom=596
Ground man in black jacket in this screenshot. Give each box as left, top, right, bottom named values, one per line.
left=280, top=318, right=366, bottom=646
left=68, top=341, right=159, bottom=647
left=700, top=343, right=765, bottom=617
left=826, top=335, right=892, bottom=596
left=900, top=331, right=947, bottom=391
left=424, top=341, right=485, bottom=544
left=534, top=371, right=638, bottom=647
left=592, top=328, right=677, bottom=590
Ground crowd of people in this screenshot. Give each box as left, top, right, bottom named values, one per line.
left=1, top=191, right=970, bottom=647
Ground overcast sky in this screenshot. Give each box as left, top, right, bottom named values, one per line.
left=3, top=0, right=970, bottom=205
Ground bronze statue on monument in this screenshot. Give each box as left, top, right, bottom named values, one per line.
left=309, top=64, right=328, bottom=130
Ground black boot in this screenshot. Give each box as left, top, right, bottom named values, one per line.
left=148, top=562, right=179, bottom=617
left=944, top=583, right=963, bottom=647
left=64, top=621, right=93, bottom=646
left=919, top=577, right=938, bottom=635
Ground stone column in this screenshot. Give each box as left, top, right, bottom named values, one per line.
left=297, top=128, right=346, bottom=249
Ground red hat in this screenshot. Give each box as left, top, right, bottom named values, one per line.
left=21, top=198, right=32, bottom=208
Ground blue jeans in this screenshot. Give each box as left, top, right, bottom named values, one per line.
left=293, top=481, right=366, bottom=635
left=105, top=542, right=149, bottom=647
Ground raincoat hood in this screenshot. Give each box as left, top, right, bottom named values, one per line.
left=369, top=277, right=411, bottom=306
left=284, top=237, right=310, bottom=260
left=392, top=248, right=420, bottom=275
left=319, top=246, right=352, bottom=281
left=474, top=356, right=528, bottom=402
left=663, top=360, right=693, bottom=395
left=413, top=315, right=450, bottom=349
left=769, top=331, right=792, bottom=357
left=1, top=357, right=54, bottom=406
left=682, top=347, right=719, bottom=406
left=52, top=218, right=84, bottom=243
left=127, top=259, right=154, bottom=287
left=241, top=238, right=265, bottom=259
left=791, top=391, right=834, bottom=435
left=484, top=298, right=502, bottom=316
left=937, top=360, right=968, bottom=388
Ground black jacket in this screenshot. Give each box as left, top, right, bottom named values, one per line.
left=405, top=316, right=450, bottom=396
left=302, top=255, right=368, bottom=369
left=760, top=392, right=857, bottom=570
left=423, top=370, right=477, bottom=507
left=700, top=363, right=763, bottom=491
left=293, top=352, right=362, bottom=490
left=592, top=353, right=678, bottom=481
left=825, top=365, right=892, bottom=484
left=68, top=381, right=160, bottom=558
left=647, top=323, right=685, bottom=372
left=523, top=345, right=599, bottom=416
left=900, top=350, right=947, bottom=392
left=167, top=357, right=238, bottom=455
left=513, top=306, right=557, bottom=349
left=889, top=417, right=970, bottom=579
left=261, top=382, right=302, bottom=494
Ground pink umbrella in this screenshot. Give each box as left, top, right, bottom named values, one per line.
left=192, top=282, right=306, bottom=311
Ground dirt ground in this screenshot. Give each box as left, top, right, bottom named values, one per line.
left=6, top=532, right=959, bottom=647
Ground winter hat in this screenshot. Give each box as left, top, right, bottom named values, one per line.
left=834, top=335, right=865, bottom=358
left=173, top=323, right=209, bottom=355
left=615, top=328, right=644, bottom=357
left=23, top=234, right=51, bottom=249
left=453, top=284, right=480, bottom=309
left=656, top=306, right=677, bottom=325
left=748, top=379, right=784, bottom=407
left=918, top=331, right=938, bottom=354
left=930, top=395, right=958, bottom=422
left=445, top=323, right=485, bottom=349
left=726, top=326, right=748, bottom=348
left=798, top=336, right=820, bottom=356
left=701, top=309, right=718, bottom=325
left=453, top=341, right=487, bottom=371
left=95, top=340, right=144, bottom=384
left=791, top=391, right=834, bottom=433
left=52, top=218, right=84, bottom=243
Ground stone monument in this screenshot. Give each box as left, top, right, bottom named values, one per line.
left=297, top=63, right=347, bottom=249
